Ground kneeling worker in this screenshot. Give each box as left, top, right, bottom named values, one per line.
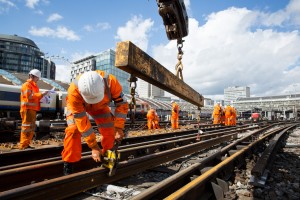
left=62, top=70, right=128, bottom=175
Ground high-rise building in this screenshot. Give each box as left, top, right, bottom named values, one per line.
left=71, top=49, right=130, bottom=94
left=0, top=34, right=55, bottom=79
left=224, top=86, right=250, bottom=105
left=137, top=79, right=165, bottom=98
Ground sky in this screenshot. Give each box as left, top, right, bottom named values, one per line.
left=1, top=0, right=300, bottom=100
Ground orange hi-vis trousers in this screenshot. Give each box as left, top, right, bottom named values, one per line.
left=20, top=110, right=36, bottom=149
left=171, top=115, right=179, bottom=129
left=62, top=106, right=115, bottom=163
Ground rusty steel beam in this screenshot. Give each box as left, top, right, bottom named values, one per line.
left=115, top=41, right=204, bottom=107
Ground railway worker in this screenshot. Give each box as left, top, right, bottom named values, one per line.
left=212, top=102, right=222, bottom=124
left=19, top=69, right=49, bottom=150
left=147, top=108, right=156, bottom=129
left=224, top=104, right=233, bottom=126
left=171, top=100, right=180, bottom=129
left=62, top=70, right=128, bottom=175
left=231, top=106, right=237, bottom=125
left=154, top=111, right=160, bottom=129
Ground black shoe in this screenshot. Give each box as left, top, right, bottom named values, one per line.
left=63, top=162, right=74, bottom=175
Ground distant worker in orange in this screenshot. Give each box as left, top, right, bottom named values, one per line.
left=212, top=102, right=222, bottom=124
left=154, top=111, right=160, bottom=129
left=232, top=106, right=237, bottom=125
left=171, top=100, right=180, bottom=129
left=224, top=104, right=233, bottom=126
left=147, top=108, right=156, bottom=130
left=19, top=69, right=49, bottom=150
left=62, top=70, right=128, bottom=175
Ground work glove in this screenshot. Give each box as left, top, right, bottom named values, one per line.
left=91, top=145, right=101, bottom=162
left=115, top=127, right=124, bottom=142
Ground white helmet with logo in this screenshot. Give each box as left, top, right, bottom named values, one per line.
left=78, top=71, right=104, bottom=104
left=29, top=69, right=41, bottom=79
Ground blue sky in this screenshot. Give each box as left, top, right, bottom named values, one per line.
left=1, top=0, right=300, bottom=100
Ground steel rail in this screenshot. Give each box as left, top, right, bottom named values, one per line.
left=164, top=124, right=297, bottom=200
left=0, top=126, right=254, bottom=192
left=0, top=133, right=237, bottom=200
left=130, top=124, right=278, bottom=199
left=0, top=125, right=238, bottom=167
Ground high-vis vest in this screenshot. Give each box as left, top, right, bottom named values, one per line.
left=20, top=79, right=43, bottom=112
left=66, top=70, right=128, bottom=146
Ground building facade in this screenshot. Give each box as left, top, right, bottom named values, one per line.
left=234, top=94, right=300, bottom=120
left=138, top=79, right=165, bottom=98
left=0, top=34, right=55, bottom=79
left=71, top=49, right=130, bottom=94
left=224, top=86, right=250, bottom=105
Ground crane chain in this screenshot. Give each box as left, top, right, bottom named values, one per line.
left=175, top=38, right=184, bottom=81
left=128, top=75, right=138, bottom=126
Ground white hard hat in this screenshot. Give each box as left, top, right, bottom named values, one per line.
left=29, top=69, right=41, bottom=79
left=78, top=71, right=104, bottom=104
left=171, top=100, right=175, bottom=104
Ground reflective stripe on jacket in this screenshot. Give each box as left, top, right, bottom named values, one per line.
left=66, top=70, right=128, bottom=146
left=20, top=79, right=43, bottom=111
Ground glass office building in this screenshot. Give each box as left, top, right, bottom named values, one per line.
left=0, top=34, right=55, bottom=79
left=72, top=49, right=130, bottom=94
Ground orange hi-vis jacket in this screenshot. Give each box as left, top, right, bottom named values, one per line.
left=147, top=109, right=156, bottom=129
left=224, top=105, right=233, bottom=125
left=65, top=70, right=128, bottom=151
left=20, top=79, right=43, bottom=112
left=172, top=102, right=179, bottom=118
left=212, top=104, right=222, bottom=124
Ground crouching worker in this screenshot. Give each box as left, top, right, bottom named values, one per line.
left=62, top=70, right=128, bottom=175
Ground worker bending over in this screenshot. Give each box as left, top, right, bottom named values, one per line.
left=62, top=70, right=128, bottom=175
left=147, top=108, right=156, bottom=129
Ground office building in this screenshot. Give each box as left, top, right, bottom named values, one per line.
left=71, top=49, right=130, bottom=94
left=138, top=79, right=165, bottom=98
left=0, top=34, right=55, bottom=79
left=224, top=86, right=250, bottom=105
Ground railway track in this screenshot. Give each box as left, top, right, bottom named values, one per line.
left=1, top=122, right=292, bottom=199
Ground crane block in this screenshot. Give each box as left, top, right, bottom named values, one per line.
left=157, top=0, right=189, bottom=40
left=115, top=41, right=204, bottom=107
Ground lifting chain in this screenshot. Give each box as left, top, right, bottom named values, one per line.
left=128, top=75, right=138, bottom=125
left=175, top=38, right=184, bottom=81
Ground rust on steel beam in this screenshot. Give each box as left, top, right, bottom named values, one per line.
left=115, top=41, right=204, bottom=107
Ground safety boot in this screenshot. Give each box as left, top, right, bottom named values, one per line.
left=63, top=162, right=73, bottom=175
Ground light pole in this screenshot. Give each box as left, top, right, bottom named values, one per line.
left=41, top=52, right=49, bottom=78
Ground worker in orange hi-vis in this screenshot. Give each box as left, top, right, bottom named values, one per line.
left=231, top=106, right=237, bottom=125
left=61, top=70, right=128, bottom=175
left=171, top=100, right=180, bottom=129
left=154, top=111, right=160, bottom=129
left=19, top=69, right=49, bottom=150
left=224, top=105, right=233, bottom=126
left=212, top=102, right=222, bottom=124
left=147, top=108, right=156, bottom=130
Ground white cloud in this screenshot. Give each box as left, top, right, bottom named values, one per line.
left=259, top=0, right=300, bottom=27
left=83, top=25, right=93, bottom=32
left=54, top=51, right=97, bottom=83
left=29, top=26, right=80, bottom=41
left=55, top=64, right=71, bottom=83
left=25, top=0, right=39, bottom=9
left=151, top=6, right=300, bottom=100
left=34, top=9, right=43, bottom=15
left=47, top=13, right=63, bottom=22
left=115, top=15, right=154, bottom=52
left=96, top=22, right=111, bottom=30
left=0, top=0, right=17, bottom=13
